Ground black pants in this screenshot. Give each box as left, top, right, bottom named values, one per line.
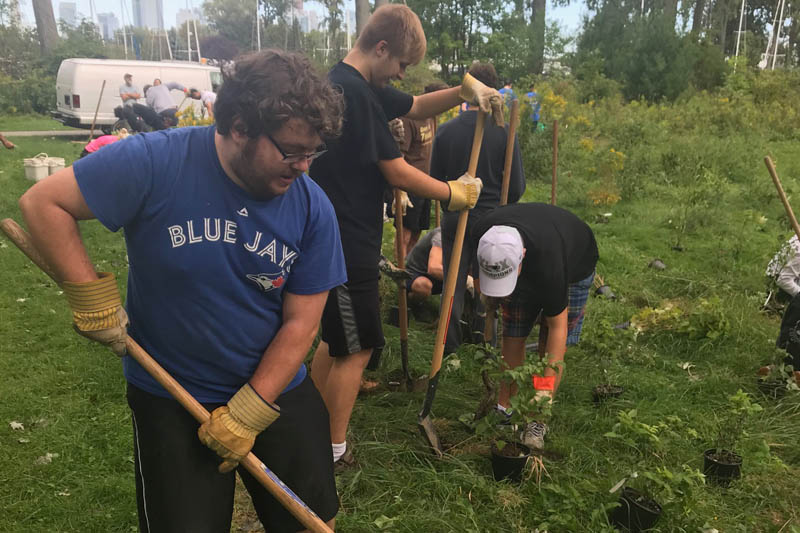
left=441, top=209, right=487, bottom=353
left=778, top=292, right=800, bottom=368
left=127, top=376, right=338, bottom=533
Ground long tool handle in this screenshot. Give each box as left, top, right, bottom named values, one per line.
left=88, top=80, right=107, bottom=143
left=500, top=99, right=520, bottom=205
left=483, top=100, right=519, bottom=347
left=394, top=190, right=411, bottom=386
left=765, top=156, right=800, bottom=241
left=551, top=119, right=559, bottom=205
left=0, top=218, right=333, bottom=533
left=420, top=111, right=487, bottom=415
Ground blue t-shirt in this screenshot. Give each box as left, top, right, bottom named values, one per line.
left=526, top=91, right=541, bottom=122
left=73, top=126, right=347, bottom=402
left=499, top=87, right=516, bottom=106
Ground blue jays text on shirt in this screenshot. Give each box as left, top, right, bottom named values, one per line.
left=166, top=217, right=298, bottom=293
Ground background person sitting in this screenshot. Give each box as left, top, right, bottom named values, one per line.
left=188, top=88, right=217, bottom=119
left=119, top=73, right=141, bottom=107
left=145, top=80, right=188, bottom=124
left=405, top=227, right=444, bottom=302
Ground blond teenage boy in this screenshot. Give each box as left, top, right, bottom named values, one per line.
left=310, top=4, right=504, bottom=468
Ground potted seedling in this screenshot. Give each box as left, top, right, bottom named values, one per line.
left=588, top=319, right=627, bottom=404
left=474, top=353, right=556, bottom=483
left=703, top=389, right=762, bottom=486
left=609, top=466, right=704, bottom=531
left=593, top=274, right=617, bottom=300
left=757, top=350, right=799, bottom=399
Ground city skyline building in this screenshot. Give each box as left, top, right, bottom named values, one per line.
left=132, top=0, right=164, bottom=29
left=176, top=6, right=204, bottom=28
left=97, top=12, right=119, bottom=41
left=58, top=1, right=77, bottom=27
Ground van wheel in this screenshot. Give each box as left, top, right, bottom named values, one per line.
left=108, top=119, right=129, bottom=134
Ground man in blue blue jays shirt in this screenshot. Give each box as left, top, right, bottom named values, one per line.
left=19, top=50, right=346, bottom=532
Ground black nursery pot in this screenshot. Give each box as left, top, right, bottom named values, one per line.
left=595, top=285, right=617, bottom=299
left=592, top=384, right=624, bottom=404
left=609, top=487, right=662, bottom=532
left=703, top=448, right=742, bottom=486
left=387, top=305, right=407, bottom=327
left=490, top=442, right=531, bottom=483
left=757, top=379, right=787, bottom=399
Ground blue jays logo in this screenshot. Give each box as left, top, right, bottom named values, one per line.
left=247, top=272, right=286, bottom=293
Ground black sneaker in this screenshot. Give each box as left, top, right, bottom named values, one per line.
left=492, top=406, right=513, bottom=428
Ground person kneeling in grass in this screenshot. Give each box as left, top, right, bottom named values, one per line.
left=472, top=202, right=598, bottom=450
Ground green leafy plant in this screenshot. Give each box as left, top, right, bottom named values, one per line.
left=712, top=390, right=763, bottom=456
left=612, top=465, right=705, bottom=513
left=471, top=344, right=561, bottom=451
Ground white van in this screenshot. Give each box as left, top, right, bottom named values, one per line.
left=53, top=58, right=223, bottom=131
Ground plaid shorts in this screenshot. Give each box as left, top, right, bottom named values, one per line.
left=502, top=271, right=595, bottom=345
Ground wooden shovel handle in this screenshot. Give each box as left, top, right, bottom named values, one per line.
left=500, top=99, right=520, bottom=206
left=429, top=111, right=487, bottom=378
left=765, top=156, right=800, bottom=241
left=0, top=217, right=333, bottom=533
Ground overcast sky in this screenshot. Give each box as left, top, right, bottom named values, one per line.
left=20, top=0, right=585, bottom=36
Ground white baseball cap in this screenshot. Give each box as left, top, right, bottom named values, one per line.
left=477, top=225, right=524, bottom=297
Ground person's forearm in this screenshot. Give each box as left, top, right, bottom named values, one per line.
left=406, top=87, right=462, bottom=120
left=19, top=184, right=97, bottom=283
left=247, top=318, right=318, bottom=403
left=379, top=158, right=451, bottom=202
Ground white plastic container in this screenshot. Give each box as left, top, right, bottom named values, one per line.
left=47, top=157, right=65, bottom=175
left=23, top=153, right=50, bottom=182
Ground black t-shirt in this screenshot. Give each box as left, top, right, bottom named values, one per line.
left=309, top=62, right=413, bottom=281
left=406, top=227, right=441, bottom=278
left=471, top=203, right=599, bottom=316
left=430, top=110, right=526, bottom=210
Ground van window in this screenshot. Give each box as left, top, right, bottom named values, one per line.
left=210, top=71, right=222, bottom=91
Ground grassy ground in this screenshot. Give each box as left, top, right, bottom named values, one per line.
left=1, top=125, right=799, bottom=532
left=0, top=114, right=78, bottom=132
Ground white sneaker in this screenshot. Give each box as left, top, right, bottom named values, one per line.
left=521, top=421, right=548, bottom=450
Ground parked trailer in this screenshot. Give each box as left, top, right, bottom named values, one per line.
left=53, top=58, right=222, bottom=132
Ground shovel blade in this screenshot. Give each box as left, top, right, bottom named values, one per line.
left=417, top=414, right=443, bottom=457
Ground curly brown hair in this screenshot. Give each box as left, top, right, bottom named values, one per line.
left=467, top=62, right=499, bottom=90
left=215, top=49, right=343, bottom=140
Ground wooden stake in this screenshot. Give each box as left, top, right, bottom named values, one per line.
left=551, top=119, right=559, bottom=205
left=88, top=80, right=107, bottom=143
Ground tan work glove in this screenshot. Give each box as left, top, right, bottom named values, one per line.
left=62, top=272, right=128, bottom=356
left=198, top=383, right=280, bottom=473
left=446, top=173, right=483, bottom=211
left=458, top=73, right=505, bottom=126
left=393, top=189, right=414, bottom=216
left=388, top=118, right=405, bottom=144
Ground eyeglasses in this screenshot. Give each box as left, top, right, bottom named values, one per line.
left=266, top=134, right=327, bottom=164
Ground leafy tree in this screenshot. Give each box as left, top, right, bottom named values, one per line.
left=200, top=34, right=240, bottom=60
left=204, top=0, right=257, bottom=50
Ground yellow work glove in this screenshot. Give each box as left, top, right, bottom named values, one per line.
left=388, top=118, right=405, bottom=144
left=393, top=189, right=414, bottom=216
left=62, top=272, right=128, bottom=357
left=458, top=73, right=505, bottom=126
left=198, top=383, right=280, bottom=473
left=446, top=173, right=483, bottom=211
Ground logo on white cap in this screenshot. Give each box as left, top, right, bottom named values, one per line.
left=477, top=225, right=523, bottom=297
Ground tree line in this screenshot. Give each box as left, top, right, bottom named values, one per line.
left=0, top=0, right=797, bottom=114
